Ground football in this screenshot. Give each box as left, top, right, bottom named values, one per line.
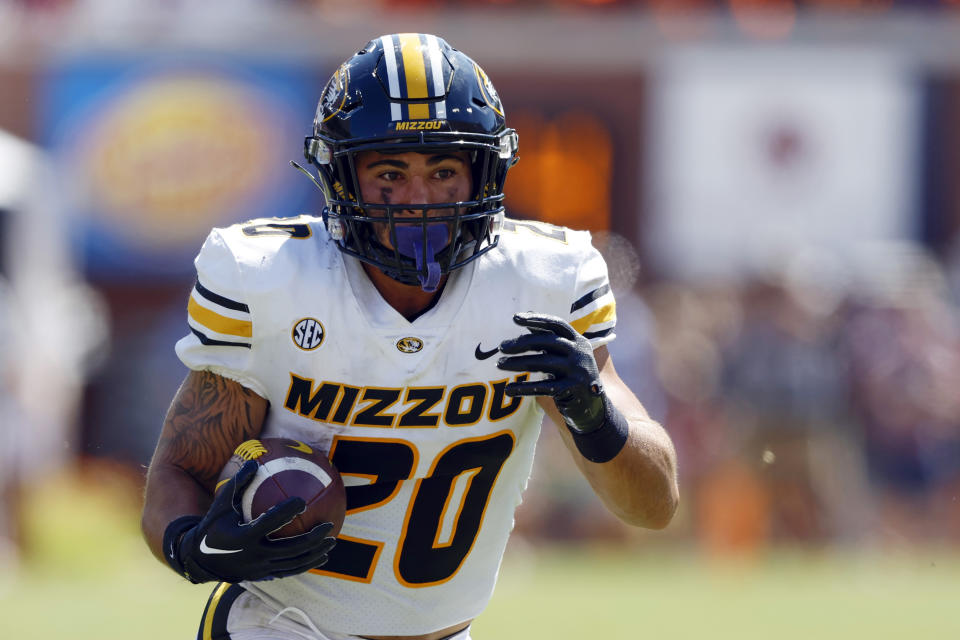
left=217, top=437, right=346, bottom=539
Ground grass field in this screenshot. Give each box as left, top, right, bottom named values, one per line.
left=2, top=468, right=958, bottom=639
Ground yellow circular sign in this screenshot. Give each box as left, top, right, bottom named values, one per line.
left=81, top=75, right=283, bottom=247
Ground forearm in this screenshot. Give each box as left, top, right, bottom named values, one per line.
left=141, top=462, right=214, bottom=564
left=540, top=360, right=679, bottom=529
left=555, top=407, right=678, bottom=529
left=140, top=369, right=268, bottom=566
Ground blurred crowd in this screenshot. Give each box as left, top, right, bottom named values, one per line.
left=520, top=239, right=960, bottom=553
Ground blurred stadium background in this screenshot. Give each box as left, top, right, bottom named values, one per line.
left=2, top=1, right=960, bottom=638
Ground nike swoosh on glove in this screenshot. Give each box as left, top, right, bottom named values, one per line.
left=495, top=312, right=607, bottom=433
left=168, top=460, right=336, bottom=584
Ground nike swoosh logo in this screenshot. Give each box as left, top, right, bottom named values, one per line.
left=475, top=343, right=499, bottom=360
left=199, top=535, right=242, bottom=555
left=286, top=441, right=313, bottom=455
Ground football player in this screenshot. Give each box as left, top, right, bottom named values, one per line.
left=141, top=33, right=678, bottom=640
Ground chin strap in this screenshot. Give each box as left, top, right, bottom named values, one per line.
left=395, top=224, right=449, bottom=292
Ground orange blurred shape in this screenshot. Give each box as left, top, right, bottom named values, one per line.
left=729, top=0, right=797, bottom=40
left=651, top=0, right=715, bottom=41
left=696, top=461, right=772, bottom=556
left=505, top=110, right=612, bottom=232
left=650, top=0, right=714, bottom=13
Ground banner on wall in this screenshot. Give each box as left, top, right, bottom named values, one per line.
left=40, top=58, right=323, bottom=280
left=646, top=47, right=920, bottom=282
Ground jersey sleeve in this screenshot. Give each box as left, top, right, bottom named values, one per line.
left=174, top=228, right=268, bottom=397
left=567, top=236, right=616, bottom=348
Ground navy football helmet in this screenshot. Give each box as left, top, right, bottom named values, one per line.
left=301, top=33, right=519, bottom=291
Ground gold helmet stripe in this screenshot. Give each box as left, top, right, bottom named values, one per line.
left=398, top=33, right=430, bottom=120
left=380, top=34, right=403, bottom=121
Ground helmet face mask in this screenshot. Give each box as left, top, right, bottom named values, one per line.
left=303, top=33, right=518, bottom=290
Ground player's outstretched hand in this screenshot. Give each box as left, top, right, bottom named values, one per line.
left=496, top=312, right=607, bottom=434
left=169, top=460, right=337, bottom=584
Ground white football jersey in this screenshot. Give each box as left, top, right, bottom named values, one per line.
left=176, top=214, right=616, bottom=636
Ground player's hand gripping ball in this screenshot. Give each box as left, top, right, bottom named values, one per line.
left=218, top=438, right=346, bottom=539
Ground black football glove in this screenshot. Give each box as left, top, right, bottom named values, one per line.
left=496, top=312, right=608, bottom=434
left=164, top=460, right=336, bottom=584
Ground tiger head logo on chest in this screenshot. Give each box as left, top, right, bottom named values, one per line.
left=395, top=337, right=424, bottom=353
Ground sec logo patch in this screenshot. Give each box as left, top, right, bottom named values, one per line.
left=396, top=337, right=423, bottom=353
left=292, top=318, right=325, bottom=351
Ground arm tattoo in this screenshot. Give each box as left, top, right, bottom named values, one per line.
left=159, top=370, right=266, bottom=489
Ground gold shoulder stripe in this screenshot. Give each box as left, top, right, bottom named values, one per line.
left=189, top=297, right=253, bottom=338
left=570, top=301, right=616, bottom=335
